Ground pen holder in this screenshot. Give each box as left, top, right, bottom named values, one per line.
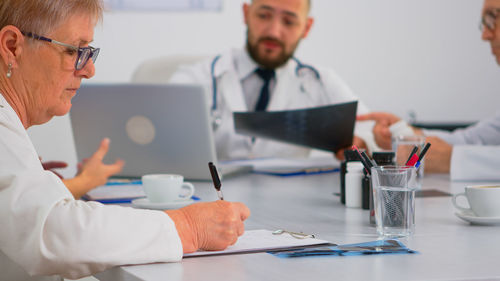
left=371, top=166, right=418, bottom=237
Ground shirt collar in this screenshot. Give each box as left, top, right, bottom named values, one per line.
left=0, top=92, right=7, bottom=109
left=235, top=48, right=259, bottom=81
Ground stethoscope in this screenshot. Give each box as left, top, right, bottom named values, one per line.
left=209, top=55, right=322, bottom=130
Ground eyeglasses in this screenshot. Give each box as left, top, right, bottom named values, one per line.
left=21, top=31, right=100, bottom=70
left=480, top=8, right=500, bottom=32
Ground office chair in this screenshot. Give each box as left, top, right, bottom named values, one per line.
left=131, top=55, right=206, bottom=83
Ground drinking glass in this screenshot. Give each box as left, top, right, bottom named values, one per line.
left=371, top=166, right=418, bottom=237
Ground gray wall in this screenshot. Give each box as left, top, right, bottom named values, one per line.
left=28, top=0, right=500, bottom=177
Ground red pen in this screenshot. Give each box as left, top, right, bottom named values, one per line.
left=405, top=153, right=419, bottom=166
left=405, top=146, right=419, bottom=164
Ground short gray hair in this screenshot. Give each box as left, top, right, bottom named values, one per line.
left=0, top=0, right=103, bottom=36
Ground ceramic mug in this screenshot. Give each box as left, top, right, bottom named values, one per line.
left=452, top=185, right=500, bottom=217
left=142, top=174, right=195, bottom=203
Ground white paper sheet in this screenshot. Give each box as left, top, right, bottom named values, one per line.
left=222, top=156, right=340, bottom=175
left=184, top=229, right=332, bottom=258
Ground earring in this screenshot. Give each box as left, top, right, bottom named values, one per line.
left=6, top=63, right=12, bottom=78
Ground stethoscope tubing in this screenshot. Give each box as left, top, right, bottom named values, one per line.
left=209, top=55, right=322, bottom=129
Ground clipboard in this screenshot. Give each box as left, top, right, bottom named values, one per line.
left=233, top=101, right=358, bottom=153
left=184, top=229, right=333, bottom=258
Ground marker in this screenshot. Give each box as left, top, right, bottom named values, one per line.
left=364, top=151, right=378, bottom=167
left=361, top=150, right=377, bottom=168
left=405, top=146, right=419, bottom=165
left=208, top=162, right=224, bottom=200
left=406, top=153, right=419, bottom=167
left=351, top=145, right=372, bottom=175
left=415, top=143, right=431, bottom=168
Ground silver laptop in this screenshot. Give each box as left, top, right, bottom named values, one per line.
left=70, top=83, right=246, bottom=181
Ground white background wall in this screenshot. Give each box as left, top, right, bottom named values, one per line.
left=28, top=0, right=500, bottom=177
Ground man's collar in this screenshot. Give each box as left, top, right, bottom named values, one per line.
left=235, top=48, right=259, bottom=81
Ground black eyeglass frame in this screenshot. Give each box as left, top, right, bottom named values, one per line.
left=21, top=31, right=100, bottom=70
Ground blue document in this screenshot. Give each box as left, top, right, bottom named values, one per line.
left=269, top=239, right=417, bottom=258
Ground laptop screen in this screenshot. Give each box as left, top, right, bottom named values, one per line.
left=70, top=83, right=218, bottom=180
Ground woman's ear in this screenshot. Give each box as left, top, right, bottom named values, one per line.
left=0, top=25, right=24, bottom=68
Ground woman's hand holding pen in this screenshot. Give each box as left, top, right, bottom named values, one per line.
left=169, top=162, right=250, bottom=254
left=166, top=201, right=250, bottom=253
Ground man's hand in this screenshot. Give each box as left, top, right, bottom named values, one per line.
left=166, top=200, right=250, bottom=253
left=422, top=136, right=452, bottom=174
left=63, top=138, right=124, bottom=199
left=335, top=136, right=366, bottom=160
left=357, top=112, right=403, bottom=149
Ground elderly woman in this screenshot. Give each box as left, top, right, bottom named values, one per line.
left=0, top=1, right=250, bottom=280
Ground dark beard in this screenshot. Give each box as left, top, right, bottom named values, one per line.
left=245, top=35, right=294, bottom=69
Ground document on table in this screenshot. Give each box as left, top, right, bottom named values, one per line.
left=81, top=183, right=145, bottom=204
left=221, top=156, right=340, bottom=176
left=184, top=229, right=333, bottom=258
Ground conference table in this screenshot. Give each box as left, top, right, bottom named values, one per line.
left=94, top=172, right=500, bottom=281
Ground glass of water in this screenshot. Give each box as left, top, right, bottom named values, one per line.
left=392, top=135, right=425, bottom=189
left=371, top=166, right=418, bottom=237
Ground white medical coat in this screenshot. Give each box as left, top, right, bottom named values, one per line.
left=170, top=48, right=376, bottom=160
left=0, top=94, right=182, bottom=281
left=424, top=111, right=500, bottom=181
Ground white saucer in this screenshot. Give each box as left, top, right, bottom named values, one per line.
left=131, top=198, right=195, bottom=210
left=454, top=211, right=500, bottom=226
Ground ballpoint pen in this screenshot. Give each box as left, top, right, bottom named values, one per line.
left=415, top=143, right=431, bottom=168
left=208, top=162, right=224, bottom=200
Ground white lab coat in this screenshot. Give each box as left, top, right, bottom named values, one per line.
left=423, top=111, right=500, bottom=181
left=0, top=94, right=182, bottom=280
left=170, top=48, right=376, bottom=160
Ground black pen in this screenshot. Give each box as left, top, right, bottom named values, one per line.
left=208, top=162, right=224, bottom=200
left=352, top=145, right=372, bottom=175
left=361, top=150, right=377, bottom=168
left=415, top=143, right=431, bottom=168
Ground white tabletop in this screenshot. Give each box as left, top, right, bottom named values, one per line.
left=94, top=172, right=500, bottom=281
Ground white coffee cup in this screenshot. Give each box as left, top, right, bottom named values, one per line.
left=452, top=185, right=500, bottom=217
left=142, top=174, right=195, bottom=203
